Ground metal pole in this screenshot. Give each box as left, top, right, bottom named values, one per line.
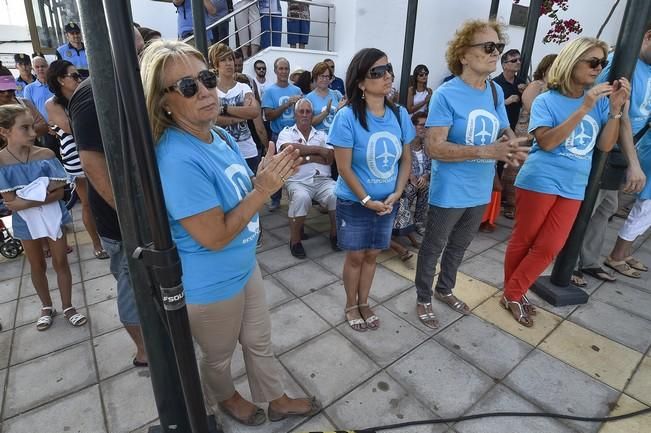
left=550, top=0, right=651, bottom=287
left=518, top=0, right=543, bottom=81
left=75, top=1, right=196, bottom=432
left=192, top=0, right=209, bottom=58
left=101, top=1, right=214, bottom=432
left=399, top=0, right=418, bottom=106
left=489, top=0, right=500, bottom=20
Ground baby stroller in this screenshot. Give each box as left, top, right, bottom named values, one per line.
left=0, top=217, right=23, bottom=259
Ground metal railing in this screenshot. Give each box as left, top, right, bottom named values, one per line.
left=183, top=0, right=336, bottom=53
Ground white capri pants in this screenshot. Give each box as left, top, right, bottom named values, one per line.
left=286, top=177, right=337, bottom=218
left=234, top=1, right=262, bottom=46
left=618, top=199, right=651, bottom=241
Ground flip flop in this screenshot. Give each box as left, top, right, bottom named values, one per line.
left=571, top=271, right=588, bottom=288
left=133, top=358, right=149, bottom=367
left=580, top=267, right=616, bottom=282
left=94, top=249, right=110, bottom=260
left=604, top=257, right=641, bottom=279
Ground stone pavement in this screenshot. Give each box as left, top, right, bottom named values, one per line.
left=1, top=202, right=651, bottom=433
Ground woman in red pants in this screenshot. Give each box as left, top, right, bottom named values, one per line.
left=503, top=37, right=630, bottom=326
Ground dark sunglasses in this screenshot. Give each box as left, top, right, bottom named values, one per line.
left=163, top=69, right=217, bottom=98
left=0, top=89, right=15, bottom=94
left=417, top=71, right=429, bottom=76
left=255, top=66, right=266, bottom=70
left=64, top=72, right=82, bottom=81
left=581, top=57, right=609, bottom=69
left=469, top=41, right=505, bottom=54
left=504, top=57, right=521, bottom=63
left=368, top=63, right=393, bottom=79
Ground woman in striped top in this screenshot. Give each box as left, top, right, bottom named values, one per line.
left=45, top=60, right=108, bottom=259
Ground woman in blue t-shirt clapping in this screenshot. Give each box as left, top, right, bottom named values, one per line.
left=306, top=61, right=346, bottom=132
left=504, top=37, right=629, bottom=327
left=141, top=40, right=321, bottom=426
left=329, top=48, right=416, bottom=332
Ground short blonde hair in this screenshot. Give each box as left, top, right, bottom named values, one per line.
left=547, top=37, right=608, bottom=95
left=140, top=40, right=206, bottom=142
left=446, top=20, right=507, bottom=76
left=208, top=42, right=233, bottom=69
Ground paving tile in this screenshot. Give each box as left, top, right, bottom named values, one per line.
left=4, top=342, right=96, bottom=417
left=84, top=274, right=118, bottom=306
left=483, top=224, right=511, bottom=242
left=598, top=393, right=651, bottom=433
left=434, top=315, right=532, bottom=379
left=467, top=235, right=501, bottom=254
left=11, top=311, right=90, bottom=365
left=383, top=288, right=462, bottom=334
left=78, top=241, right=103, bottom=262
left=102, top=368, right=158, bottom=433
left=302, top=281, right=347, bottom=326
left=263, top=276, right=294, bottom=309
left=387, top=340, right=494, bottom=418
left=255, top=230, right=285, bottom=253
left=260, top=212, right=289, bottom=230
left=473, top=295, right=562, bottom=346
left=80, top=257, right=112, bottom=281
left=87, top=297, right=121, bottom=336
left=0, top=277, right=20, bottom=303
left=452, top=273, right=498, bottom=310
left=2, top=384, right=106, bottom=433
left=539, top=320, right=642, bottom=391
left=257, top=245, right=307, bottom=273
left=377, top=248, right=398, bottom=263
left=0, top=258, right=24, bottom=282
left=280, top=330, right=379, bottom=406
left=625, top=355, right=651, bottom=406
left=503, top=349, right=620, bottom=433
left=313, top=251, right=346, bottom=279
left=94, top=327, right=137, bottom=380
left=594, top=282, right=651, bottom=321
left=289, top=414, right=335, bottom=433
left=0, top=299, right=16, bottom=330
left=304, top=215, right=332, bottom=234
left=326, top=372, right=446, bottom=433
left=337, top=306, right=428, bottom=367
left=19, top=265, right=83, bottom=297
left=0, top=330, right=11, bottom=368
left=15, top=285, right=84, bottom=329
left=458, top=254, right=504, bottom=288
left=130, top=420, right=160, bottom=433
left=0, top=367, right=5, bottom=411
left=303, top=233, right=339, bottom=259
left=273, top=261, right=338, bottom=297
left=270, top=299, right=330, bottom=353
left=570, top=299, right=651, bottom=353
left=454, top=384, right=575, bottom=433
left=381, top=254, right=421, bottom=282
left=368, top=266, right=413, bottom=303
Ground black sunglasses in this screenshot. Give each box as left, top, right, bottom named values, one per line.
left=64, top=72, right=82, bottom=81
left=368, top=63, right=393, bottom=79
left=417, top=71, right=429, bottom=76
left=581, top=57, right=609, bottom=69
left=469, top=41, right=505, bottom=54
left=504, top=57, right=521, bottom=63
left=163, top=69, right=217, bottom=98
left=256, top=66, right=266, bottom=70
left=0, top=89, right=15, bottom=94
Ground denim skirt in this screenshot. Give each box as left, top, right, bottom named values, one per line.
left=336, top=198, right=397, bottom=250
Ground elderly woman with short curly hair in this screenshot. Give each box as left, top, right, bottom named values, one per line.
left=413, top=20, right=530, bottom=329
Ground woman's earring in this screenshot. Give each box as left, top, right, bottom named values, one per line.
left=362, top=90, right=366, bottom=100
left=166, top=111, right=172, bottom=116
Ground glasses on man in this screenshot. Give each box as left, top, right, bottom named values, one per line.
left=162, top=69, right=217, bottom=98
left=64, top=72, right=82, bottom=81
left=581, top=57, right=609, bottom=69
left=469, top=41, right=505, bottom=54
left=367, top=63, right=393, bottom=79
left=255, top=66, right=266, bottom=71
left=505, top=57, right=521, bottom=63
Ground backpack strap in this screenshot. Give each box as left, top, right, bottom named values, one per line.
left=389, top=103, right=403, bottom=144
left=633, top=121, right=650, bottom=144
left=488, top=80, right=498, bottom=109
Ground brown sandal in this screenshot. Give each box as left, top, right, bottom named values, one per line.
left=434, top=291, right=470, bottom=315
left=624, top=256, right=648, bottom=272
left=521, top=294, right=537, bottom=316
left=604, top=257, right=642, bottom=279
left=500, top=296, right=533, bottom=327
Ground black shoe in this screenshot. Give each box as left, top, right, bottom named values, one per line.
left=290, top=242, right=307, bottom=259
left=330, top=236, right=341, bottom=251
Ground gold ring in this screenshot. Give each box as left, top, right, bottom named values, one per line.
left=508, top=152, right=513, bottom=158
left=280, top=176, right=286, bottom=182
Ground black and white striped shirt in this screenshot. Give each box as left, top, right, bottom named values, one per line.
left=50, top=124, right=84, bottom=178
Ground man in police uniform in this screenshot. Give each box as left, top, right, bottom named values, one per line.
left=56, top=22, right=89, bottom=78
left=14, top=54, right=36, bottom=98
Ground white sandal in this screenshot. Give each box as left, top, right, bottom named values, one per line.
left=36, top=306, right=56, bottom=331
left=63, top=307, right=87, bottom=327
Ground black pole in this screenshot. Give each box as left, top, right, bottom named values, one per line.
left=549, top=0, right=651, bottom=287
left=399, top=0, right=418, bottom=106
left=489, top=0, right=500, bottom=20
left=76, top=1, right=196, bottom=432
left=518, top=0, right=543, bottom=80
left=101, top=2, right=214, bottom=432
left=192, top=0, right=209, bottom=59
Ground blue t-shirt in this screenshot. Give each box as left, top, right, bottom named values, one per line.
left=329, top=76, right=345, bottom=96
left=328, top=105, right=416, bottom=201
left=306, top=89, right=343, bottom=132
left=175, top=0, right=224, bottom=39
left=56, top=43, right=88, bottom=71
left=261, top=83, right=302, bottom=134
left=23, top=80, right=53, bottom=121
left=426, top=77, right=509, bottom=208
left=515, top=90, right=609, bottom=200
left=156, top=127, right=259, bottom=304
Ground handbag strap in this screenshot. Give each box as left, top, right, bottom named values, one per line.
left=633, top=121, right=650, bottom=144
left=489, top=80, right=498, bottom=109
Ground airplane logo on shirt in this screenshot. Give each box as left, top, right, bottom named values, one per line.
left=474, top=118, right=493, bottom=144
left=377, top=142, right=396, bottom=168
left=564, top=116, right=599, bottom=156
left=279, top=96, right=295, bottom=120
left=367, top=132, right=402, bottom=179
left=225, top=163, right=259, bottom=240
left=466, top=109, right=499, bottom=146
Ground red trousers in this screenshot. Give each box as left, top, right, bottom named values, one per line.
left=504, top=188, right=581, bottom=301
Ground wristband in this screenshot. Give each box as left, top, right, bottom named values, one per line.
left=608, top=111, right=623, bottom=119
left=361, top=195, right=371, bottom=206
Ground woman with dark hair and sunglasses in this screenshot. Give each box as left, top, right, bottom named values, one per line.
left=406, top=64, right=432, bottom=116
left=328, top=48, right=416, bottom=332
left=140, top=40, right=320, bottom=426
left=413, top=20, right=530, bottom=329
left=503, top=37, right=629, bottom=327
left=44, top=60, right=108, bottom=260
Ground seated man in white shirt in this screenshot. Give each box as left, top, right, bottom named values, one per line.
left=277, top=98, right=339, bottom=258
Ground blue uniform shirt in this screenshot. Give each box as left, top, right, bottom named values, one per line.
left=156, top=127, right=259, bottom=304
left=516, top=90, right=609, bottom=200
left=23, top=80, right=53, bottom=121
left=329, top=76, right=345, bottom=96
left=306, top=88, right=343, bottom=132
left=426, top=77, right=509, bottom=208
left=15, top=74, right=36, bottom=99
left=177, top=0, right=228, bottom=39
left=328, top=105, right=416, bottom=201
left=261, top=83, right=302, bottom=134
left=56, top=43, right=89, bottom=71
